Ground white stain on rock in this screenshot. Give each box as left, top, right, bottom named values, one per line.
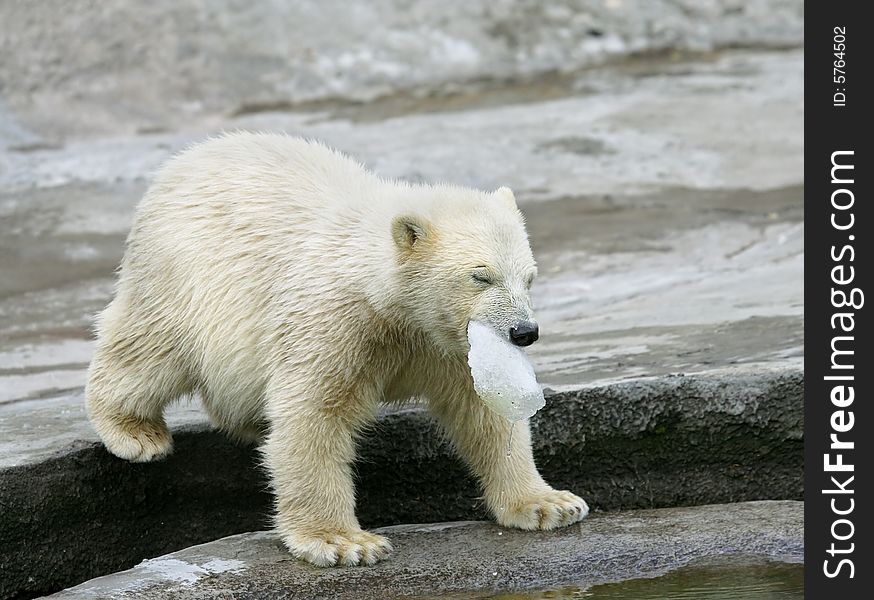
left=137, top=557, right=247, bottom=586
left=138, top=558, right=208, bottom=586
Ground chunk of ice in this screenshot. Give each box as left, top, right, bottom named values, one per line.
left=467, top=320, right=545, bottom=421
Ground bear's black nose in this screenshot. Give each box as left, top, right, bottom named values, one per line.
left=509, top=322, right=539, bottom=347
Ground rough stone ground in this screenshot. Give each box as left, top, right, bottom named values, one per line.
left=1, top=0, right=802, bottom=140
left=0, top=1, right=803, bottom=598
left=45, top=501, right=803, bottom=599
left=0, top=372, right=803, bottom=598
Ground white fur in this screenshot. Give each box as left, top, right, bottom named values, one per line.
left=86, top=132, right=588, bottom=566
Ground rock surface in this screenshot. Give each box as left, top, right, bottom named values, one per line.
left=0, top=372, right=802, bottom=599
left=45, top=501, right=803, bottom=599
left=1, top=0, right=802, bottom=139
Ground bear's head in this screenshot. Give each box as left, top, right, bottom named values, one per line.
left=391, top=186, right=538, bottom=353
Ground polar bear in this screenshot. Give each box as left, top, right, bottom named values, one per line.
left=86, top=132, right=588, bottom=566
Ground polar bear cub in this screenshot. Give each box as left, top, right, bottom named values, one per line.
left=86, top=132, right=588, bottom=566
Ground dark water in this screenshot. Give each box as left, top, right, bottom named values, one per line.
left=456, top=561, right=803, bottom=600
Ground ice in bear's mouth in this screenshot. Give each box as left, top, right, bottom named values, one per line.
left=466, top=320, right=545, bottom=422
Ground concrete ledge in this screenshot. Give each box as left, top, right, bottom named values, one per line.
left=47, top=501, right=803, bottom=599
left=0, top=371, right=802, bottom=598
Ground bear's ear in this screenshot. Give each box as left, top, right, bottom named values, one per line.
left=494, top=186, right=517, bottom=208
left=392, top=215, right=428, bottom=251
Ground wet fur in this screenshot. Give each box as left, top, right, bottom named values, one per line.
left=86, top=132, right=588, bottom=566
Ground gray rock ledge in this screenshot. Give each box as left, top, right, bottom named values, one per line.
left=0, top=371, right=802, bottom=599
left=47, top=501, right=803, bottom=599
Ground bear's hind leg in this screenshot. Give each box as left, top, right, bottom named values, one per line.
left=86, top=334, right=188, bottom=462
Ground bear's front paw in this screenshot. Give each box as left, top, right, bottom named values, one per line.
left=496, top=489, right=589, bottom=530
left=284, top=529, right=393, bottom=567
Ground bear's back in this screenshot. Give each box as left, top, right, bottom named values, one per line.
left=125, top=133, right=392, bottom=276
left=145, top=133, right=376, bottom=220
left=113, top=134, right=396, bottom=383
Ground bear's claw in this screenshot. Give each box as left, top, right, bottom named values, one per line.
left=497, top=489, right=589, bottom=530
left=285, top=529, right=393, bottom=567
